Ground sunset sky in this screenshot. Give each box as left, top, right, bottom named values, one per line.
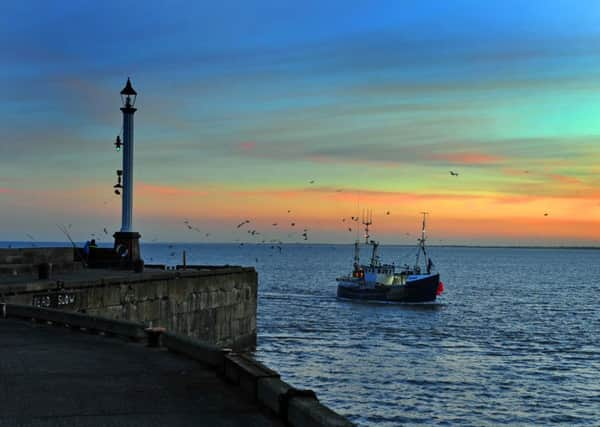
left=1, top=1, right=600, bottom=245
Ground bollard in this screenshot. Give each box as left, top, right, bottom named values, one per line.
left=145, top=326, right=166, bottom=347
left=133, top=259, right=144, bottom=273
left=38, top=263, right=52, bottom=280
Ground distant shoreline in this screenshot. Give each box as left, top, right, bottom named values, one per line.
left=1, top=241, right=599, bottom=250
left=142, top=242, right=600, bottom=250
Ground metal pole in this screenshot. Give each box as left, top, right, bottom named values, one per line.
left=121, top=104, right=136, bottom=232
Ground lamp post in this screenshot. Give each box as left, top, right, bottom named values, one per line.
left=113, top=78, right=142, bottom=265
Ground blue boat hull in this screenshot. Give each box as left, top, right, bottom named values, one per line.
left=337, top=273, right=440, bottom=303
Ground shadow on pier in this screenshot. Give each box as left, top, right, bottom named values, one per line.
left=0, top=317, right=281, bottom=427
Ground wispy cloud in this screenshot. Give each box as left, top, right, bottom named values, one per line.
left=305, top=154, right=398, bottom=168
left=305, top=142, right=509, bottom=168
left=427, top=152, right=506, bottom=166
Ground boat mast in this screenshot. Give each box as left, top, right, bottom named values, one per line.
left=362, top=209, right=372, bottom=245
left=362, top=209, right=379, bottom=267
left=415, top=212, right=429, bottom=271
left=353, top=239, right=360, bottom=272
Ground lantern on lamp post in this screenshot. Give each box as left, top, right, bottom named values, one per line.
left=120, top=78, right=137, bottom=108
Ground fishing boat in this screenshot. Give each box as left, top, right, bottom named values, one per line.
left=336, top=212, right=444, bottom=303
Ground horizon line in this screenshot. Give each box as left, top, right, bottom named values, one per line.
left=1, top=241, right=599, bottom=250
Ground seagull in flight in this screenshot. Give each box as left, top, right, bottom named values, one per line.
left=236, top=220, right=250, bottom=228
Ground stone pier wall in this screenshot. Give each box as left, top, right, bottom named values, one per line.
left=0, top=267, right=257, bottom=350
left=0, top=247, right=81, bottom=275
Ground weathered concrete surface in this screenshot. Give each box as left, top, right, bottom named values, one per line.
left=0, top=267, right=257, bottom=350
left=0, top=318, right=281, bottom=427
left=0, top=247, right=74, bottom=265
left=0, top=247, right=80, bottom=276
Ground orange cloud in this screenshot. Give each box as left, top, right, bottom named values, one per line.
left=427, top=215, right=600, bottom=243
left=137, top=182, right=209, bottom=197
left=238, top=141, right=257, bottom=151
left=547, top=174, right=583, bottom=185
left=313, top=188, right=484, bottom=204
left=230, top=188, right=303, bottom=199
left=428, top=151, right=506, bottom=165
left=11, top=181, right=597, bottom=244
left=501, top=168, right=531, bottom=176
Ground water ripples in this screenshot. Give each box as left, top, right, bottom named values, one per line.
left=143, top=244, right=600, bottom=426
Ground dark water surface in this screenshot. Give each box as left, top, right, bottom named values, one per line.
left=7, top=242, right=598, bottom=425
left=139, top=243, right=600, bottom=426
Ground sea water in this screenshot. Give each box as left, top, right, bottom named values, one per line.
left=7, top=242, right=599, bottom=425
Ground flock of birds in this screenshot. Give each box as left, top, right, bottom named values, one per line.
left=11, top=173, right=552, bottom=252
left=184, top=219, right=211, bottom=238
left=149, top=172, right=554, bottom=257
left=233, top=209, right=309, bottom=246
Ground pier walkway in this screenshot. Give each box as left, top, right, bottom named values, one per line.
left=0, top=317, right=282, bottom=426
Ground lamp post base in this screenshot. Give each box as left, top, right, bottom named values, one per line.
left=113, top=231, right=142, bottom=267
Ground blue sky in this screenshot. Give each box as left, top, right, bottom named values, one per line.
left=1, top=1, right=600, bottom=244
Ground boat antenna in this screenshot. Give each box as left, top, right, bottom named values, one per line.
left=362, top=209, right=372, bottom=245
left=420, top=212, right=427, bottom=244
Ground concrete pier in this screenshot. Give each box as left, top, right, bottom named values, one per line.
left=0, top=249, right=353, bottom=426
left=0, top=304, right=353, bottom=426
